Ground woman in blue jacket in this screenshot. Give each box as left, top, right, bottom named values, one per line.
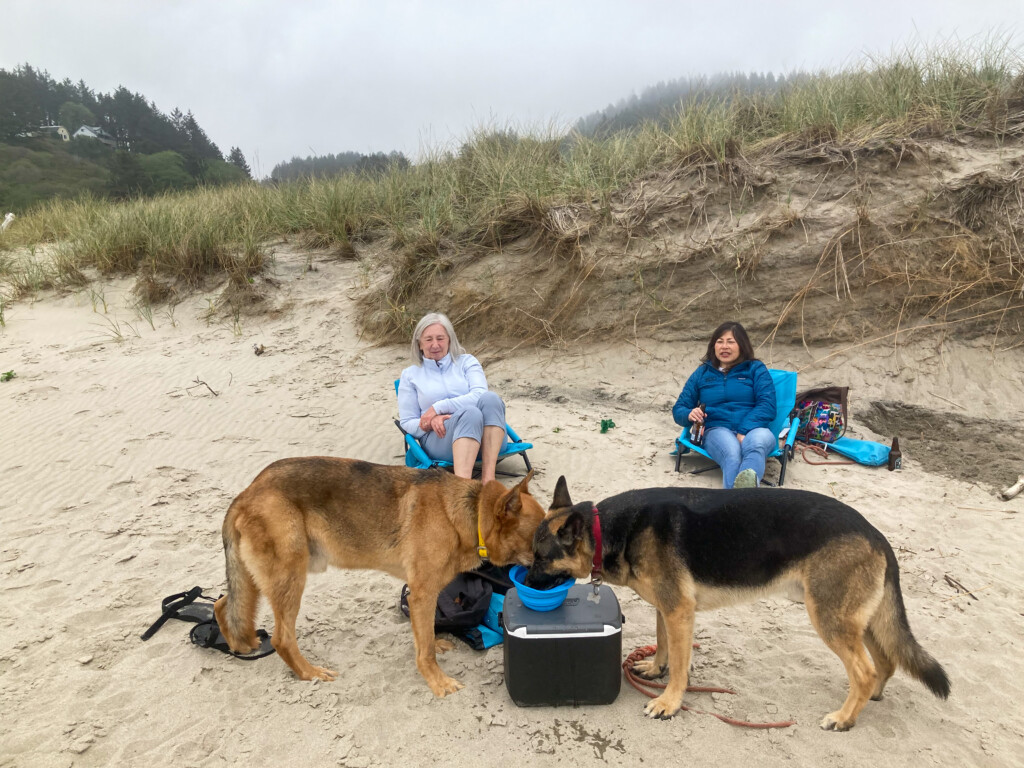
left=672, top=321, right=776, bottom=488
left=398, top=312, right=508, bottom=483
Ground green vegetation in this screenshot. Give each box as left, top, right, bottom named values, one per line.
left=270, top=151, right=411, bottom=182
left=1, top=40, right=1022, bottom=341
left=0, top=141, right=110, bottom=210
left=0, top=64, right=251, bottom=210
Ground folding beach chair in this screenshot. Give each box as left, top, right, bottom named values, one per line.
left=672, top=368, right=800, bottom=487
left=393, top=380, right=533, bottom=477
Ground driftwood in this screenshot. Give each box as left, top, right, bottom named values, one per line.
left=186, top=377, right=219, bottom=397
left=999, top=474, right=1024, bottom=501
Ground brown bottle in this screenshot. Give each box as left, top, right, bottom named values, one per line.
left=689, top=403, right=706, bottom=445
left=887, top=437, right=902, bottom=471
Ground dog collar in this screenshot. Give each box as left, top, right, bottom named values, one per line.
left=478, top=514, right=488, bottom=560
left=590, top=505, right=602, bottom=585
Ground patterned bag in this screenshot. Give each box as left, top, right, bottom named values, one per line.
left=793, top=386, right=849, bottom=444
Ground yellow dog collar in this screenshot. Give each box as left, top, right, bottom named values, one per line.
left=478, top=515, right=488, bottom=559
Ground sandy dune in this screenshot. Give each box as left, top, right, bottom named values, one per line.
left=1, top=248, right=1021, bottom=767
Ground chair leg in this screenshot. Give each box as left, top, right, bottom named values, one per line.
left=778, top=452, right=788, bottom=486
left=493, top=451, right=532, bottom=479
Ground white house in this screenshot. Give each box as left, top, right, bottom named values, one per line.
left=73, top=125, right=118, bottom=148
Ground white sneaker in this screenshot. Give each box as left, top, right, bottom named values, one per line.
left=733, top=468, right=758, bottom=489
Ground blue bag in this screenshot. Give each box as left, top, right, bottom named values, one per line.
left=813, top=435, right=890, bottom=467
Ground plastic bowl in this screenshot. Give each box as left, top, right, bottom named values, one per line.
left=509, top=565, right=573, bottom=612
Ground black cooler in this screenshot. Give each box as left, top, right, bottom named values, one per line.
left=502, top=583, right=622, bottom=706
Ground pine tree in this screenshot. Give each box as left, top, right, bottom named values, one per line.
left=227, top=147, right=251, bottom=178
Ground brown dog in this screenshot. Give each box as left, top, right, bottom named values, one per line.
left=213, top=457, right=545, bottom=695
left=527, top=479, right=950, bottom=730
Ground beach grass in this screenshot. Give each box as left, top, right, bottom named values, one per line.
left=1, top=38, right=1020, bottom=321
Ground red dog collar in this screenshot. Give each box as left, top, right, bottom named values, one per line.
left=590, top=505, right=603, bottom=584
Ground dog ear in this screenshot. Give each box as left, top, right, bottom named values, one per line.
left=497, top=481, right=525, bottom=520
left=550, top=476, right=573, bottom=510
left=556, top=509, right=586, bottom=549
left=513, top=469, right=535, bottom=496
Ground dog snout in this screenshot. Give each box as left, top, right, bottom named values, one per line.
left=524, top=566, right=563, bottom=590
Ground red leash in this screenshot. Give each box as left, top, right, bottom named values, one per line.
left=623, top=645, right=796, bottom=729
left=795, top=442, right=854, bottom=465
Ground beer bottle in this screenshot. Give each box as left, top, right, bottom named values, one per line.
left=690, top=403, right=706, bottom=445
left=887, top=437, right=902, bottom=471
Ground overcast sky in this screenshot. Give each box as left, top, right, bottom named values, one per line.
left=1, top=1, right=1020, bottom=177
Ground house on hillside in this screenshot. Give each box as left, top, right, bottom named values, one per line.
left=16, top=125, right=71, bottom=141
left=73, top=125, right=118, bottom=148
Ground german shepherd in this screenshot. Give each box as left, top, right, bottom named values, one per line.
left=213, top=458, right=545, bottom=696
left=526, top=479, right=950, bottom=730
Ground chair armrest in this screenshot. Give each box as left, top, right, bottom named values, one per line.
left=394, top=419, right=434, bottom=468
left=784, top=416, right=801, bottom=449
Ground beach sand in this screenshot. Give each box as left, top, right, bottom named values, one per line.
left=1, top=248, right=1021, bottom=767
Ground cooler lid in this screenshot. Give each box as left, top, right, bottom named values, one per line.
left=503, top=583, right=621, bottom=634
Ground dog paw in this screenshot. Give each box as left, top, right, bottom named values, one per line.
left=304, top=666, right=337, bottom=682
left=633, top=658, right=667, bottom=680
left=237, top=636, right=261, bottom=654
left=434, top=638, right=455, bottom=654
left=819, top=711, right=854, bottom=731
left=644, top=695, right=681, bottom=719
left=429, top=675, right=464, bottom=697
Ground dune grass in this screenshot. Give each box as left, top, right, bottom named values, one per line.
left=0, top=38, right=1020, bottom=321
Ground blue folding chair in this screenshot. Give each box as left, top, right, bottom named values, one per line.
left=393, top=380, right=533, bottom=476
left=673, top=368, right=800, bottom=486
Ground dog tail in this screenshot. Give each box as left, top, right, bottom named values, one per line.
left=870, top=548, right=951, bottom=699
left=216, top=503, right=259, bottom=649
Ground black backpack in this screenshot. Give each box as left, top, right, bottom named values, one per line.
left=399, top=563, right=513, bottom=639
left=434, top=573, right=493, bottom=633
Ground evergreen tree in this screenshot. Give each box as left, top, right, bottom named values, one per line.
left=181, top=111, right=222, bottom=160
left=58, top=101, right=96, bottom=135
left=108, top=151, right=147, bottom=198
left=227, top=147, right=252, bottom=178
left=0, top=67, right=44, bottom=138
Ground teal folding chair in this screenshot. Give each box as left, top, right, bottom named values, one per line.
left=673, top=368, right=800, bottom=486
left=393, top=380, right=533, bottom=476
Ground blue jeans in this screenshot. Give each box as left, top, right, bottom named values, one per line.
left=421, top=391, right=508, bottom=462
left=702, top=426, right=776, bottom=488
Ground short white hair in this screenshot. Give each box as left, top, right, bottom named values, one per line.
left=411, top=312, right=466, bottom=365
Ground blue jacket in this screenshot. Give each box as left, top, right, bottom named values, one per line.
left=672, top=359, right=776, bottom=435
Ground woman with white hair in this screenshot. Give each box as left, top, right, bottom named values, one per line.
left=397, top=312, right=508, bottom=483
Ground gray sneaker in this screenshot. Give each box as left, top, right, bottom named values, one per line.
left=733, top=468, right=758, bottom=488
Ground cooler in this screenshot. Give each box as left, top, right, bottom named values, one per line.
left=502, top=583, right=622, bottom=706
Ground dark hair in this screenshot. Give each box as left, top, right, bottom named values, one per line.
left=702, top=321, right=756, bottom=366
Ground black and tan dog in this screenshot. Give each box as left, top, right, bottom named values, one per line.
left=527, top=479, right=950, bottom=730
left=213, top=458, right=545, bottom=696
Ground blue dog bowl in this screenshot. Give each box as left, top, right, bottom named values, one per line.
left=509, top=565, right=573, bottom=612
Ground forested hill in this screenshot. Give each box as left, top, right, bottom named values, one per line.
left=0, top=64, right=251, bottom=211
left=574, top=70, right=790, bottom=136
left=270, top=151, right=411, bottom=182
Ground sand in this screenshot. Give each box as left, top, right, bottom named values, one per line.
left=1, top=248, right=1022, bottom=768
